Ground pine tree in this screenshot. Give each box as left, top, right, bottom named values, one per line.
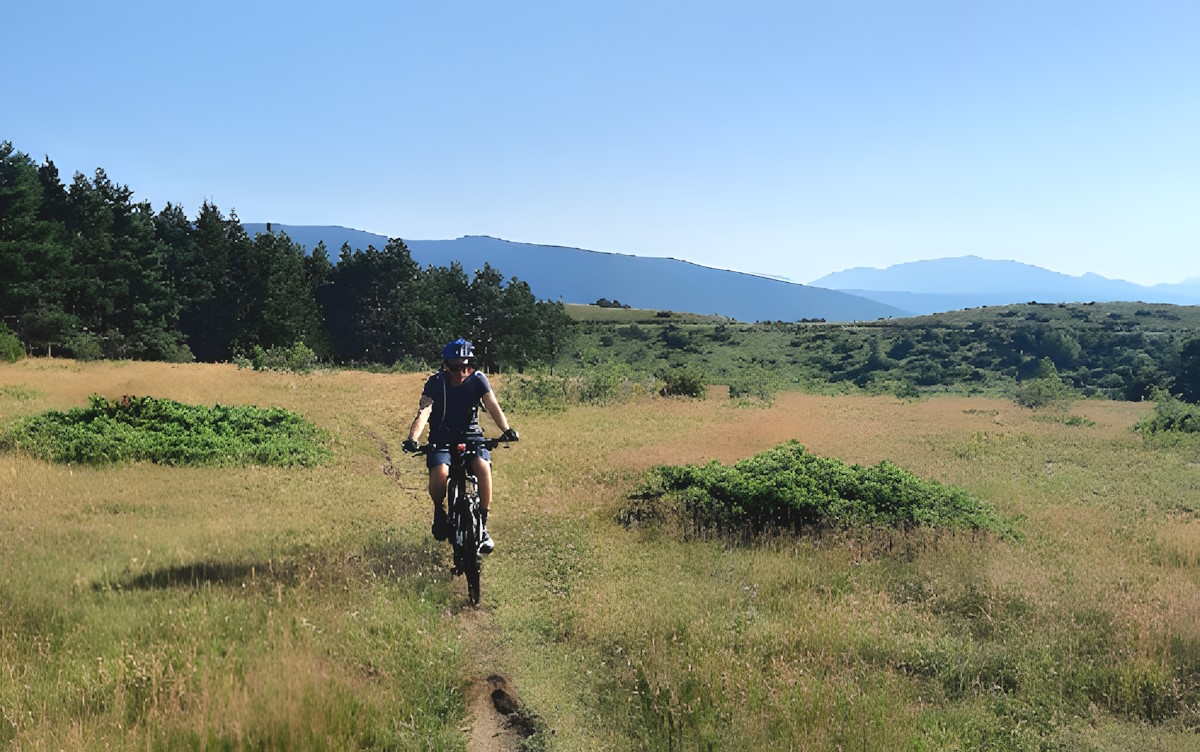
left=0, top=144, right=74, bottom=353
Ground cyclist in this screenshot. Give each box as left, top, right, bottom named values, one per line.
left=402, top=338, right=518, bottom=554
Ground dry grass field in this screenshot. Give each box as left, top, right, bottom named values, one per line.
left=2, top=358, right=1198, bottom=750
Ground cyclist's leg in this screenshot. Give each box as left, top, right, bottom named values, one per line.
left=429, top=463, right=449, bottom=505
left=428, top=462, right=451, bottom=540
left=470, top=456, right=492, bottom=512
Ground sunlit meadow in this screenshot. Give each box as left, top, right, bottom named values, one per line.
left=2, top=359, right=1198, bottom=750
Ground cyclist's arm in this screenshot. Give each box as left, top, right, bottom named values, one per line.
left=480, top=390, right=512, bottom=434
left=407, top=394, right=434, bottom=443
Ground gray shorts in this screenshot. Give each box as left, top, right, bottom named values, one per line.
left=426, top=445, right=490, bottom=469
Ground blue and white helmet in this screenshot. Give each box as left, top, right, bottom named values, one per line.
left=441, top=338, right=475, bottom=363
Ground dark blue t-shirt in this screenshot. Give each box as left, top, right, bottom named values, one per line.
left=422, top=370, right=492, bottom=443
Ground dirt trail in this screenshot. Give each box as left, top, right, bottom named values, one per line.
left=371, top=426, right=532, bottom=752
left=465, top=675, right=526, bottom=752
left=453, top=592, right=535, bottom=752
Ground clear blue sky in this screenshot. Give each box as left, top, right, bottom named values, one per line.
left=7, top=1, right=1199, bottom=286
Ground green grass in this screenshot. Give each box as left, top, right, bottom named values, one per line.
left=486, top=393, right=1200, bottom=750
left=564, top=303, right=732, bottom=324
left=1, top=531, right=466, bottom=748
left=0, top=384, right=39, bottom=400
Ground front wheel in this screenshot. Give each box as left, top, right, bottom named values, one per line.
left=464, top=551, right=481, bottom=606
left=462, top=493, right=482, bottom=606
left=450, top=478, right=482, bottom=607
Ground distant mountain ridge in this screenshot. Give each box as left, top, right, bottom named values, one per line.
left=242, top=224, right=1200, bottom=319
left=241, top=224, right=904, bottom=322
left=811, top=256, right=1200, bottom=314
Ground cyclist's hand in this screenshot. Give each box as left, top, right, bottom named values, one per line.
left=500, top=428, right=519, bottom=443
left=402, top=438, right=421, bottom=454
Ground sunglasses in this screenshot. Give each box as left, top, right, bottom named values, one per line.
left=447, top=362, right=472, bottom=372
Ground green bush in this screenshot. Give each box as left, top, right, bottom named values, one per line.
left=726, top=365, right=777, bottom=404
left=236, top=341, right=319, bottom=373
left=0, top=323, right=24, bottom=362
left=659, top=367, right=706, bottom=398
left=582, top=363, right=628, bottom=403
left=499, top=367, right=660, bottom=413
left=620, top=440, right=1014, bottom=537
left=497, top=372, right=573, bottom=414
left=1136, top=393, right=1200, bottom=435
left=1013, top=359, right=1074, bottom=409
left=393, top=355, right=434, bottom=373
left=165, top=343, right=195, bottom=364
left=65, top=330, right=104, bottom=361
left=1, top=394, right=329, bottom=466
left=1013, top=378, right=1072, bottom=409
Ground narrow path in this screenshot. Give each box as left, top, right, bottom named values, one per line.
left=369, top=427, right=532, bottom=752
left=465, top=676, right=526, bottom=752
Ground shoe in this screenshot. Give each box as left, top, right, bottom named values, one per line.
left=479, top=527, right=495, bottom=555
left=431, top=507, right=450, bottom=541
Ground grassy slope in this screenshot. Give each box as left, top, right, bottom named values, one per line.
left=2, top=360, right=1199, bottom=750
left=564, top=303, right=732, bottom=324
left=563, top=301, right=1200, bottom=403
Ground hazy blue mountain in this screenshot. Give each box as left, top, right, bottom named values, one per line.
left=810, top=256, right=1200, bottom=314
left=242, top=224, right=906, bottom=322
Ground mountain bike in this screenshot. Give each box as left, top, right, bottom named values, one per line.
left=414, top=437, right=510, bottom=606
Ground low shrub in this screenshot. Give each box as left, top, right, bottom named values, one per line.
left=236, top=341, right=319, bottom=373
left=619, top=440, right=1015, bottom=537
left=165, top=343, right=195, bottom=364
left=64, top=330, right=104, bottom=361
left=1012, top=358, right=1075, bottom=409
left=582, top=363, right=632, bottom=403
left=496, top=373, right=573, bottom=414
left=498, top=368, right=659, bottom=412
left=1033, top=413, right=1096, bottom=427
left=726, top=365, right=777, bottom=404
left=0, top=323, right=24, bottom=362
left=1013, top=377, right=1074, bottom=409
left=1, top=394, right=329, bottom=466
left=1136, top=393, right=1200, bottom=435
left=385, top=355, right=434, bottom=374
left=659, top=367, right=706, bottom=398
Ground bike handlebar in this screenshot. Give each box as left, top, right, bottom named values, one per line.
left=410, top=436, right=516, bottom=455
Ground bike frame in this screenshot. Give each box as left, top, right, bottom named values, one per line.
left=420, top=437, right=503, bottom=606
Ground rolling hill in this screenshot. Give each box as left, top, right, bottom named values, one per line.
left=242, top=225, right=1200, bottom=319
left=241, top=225, right=905, bottom=322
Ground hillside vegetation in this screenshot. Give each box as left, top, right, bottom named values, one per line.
left=567, top=301, right=1200, bottom=404
left=2, top=359, right=1198, bottom=750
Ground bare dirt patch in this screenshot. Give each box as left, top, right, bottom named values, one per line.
left=450, top=610, right=539, bottom=752
left=465, top=674, right=534, bottom=752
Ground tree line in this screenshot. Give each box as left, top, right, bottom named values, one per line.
left=0, top=142, right=572, bottom=370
